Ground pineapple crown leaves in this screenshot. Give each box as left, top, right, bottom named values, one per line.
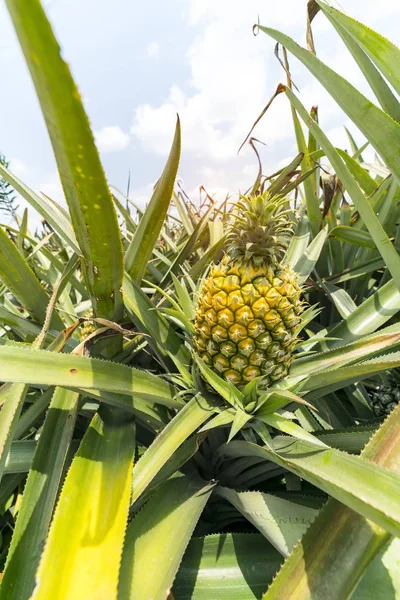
left=225, top=191, right=294, bottom=266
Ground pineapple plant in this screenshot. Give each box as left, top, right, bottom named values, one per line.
left=1, top=1, right=400, bottom=600
left=193, top=192, right=303, bottom=387
left=79, top=308, right=95, bottom=342
left=368, top=369, right=400, bottom=417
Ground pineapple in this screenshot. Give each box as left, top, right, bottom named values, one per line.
left=369, top=369, right=400, bottom=417
left=79, top=308, right=95, bottom=342
left=193, top=191, right=303, bottom=387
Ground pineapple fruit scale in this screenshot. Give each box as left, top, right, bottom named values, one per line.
left=369, top=369, right=400, bottom=417
left=193, top=191, right=303, bottom=388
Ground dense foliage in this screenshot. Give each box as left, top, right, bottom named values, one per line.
left=0, top=1, right=400, bottom=599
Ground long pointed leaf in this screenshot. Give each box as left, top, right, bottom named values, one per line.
left=282, top=84, right=400, bottom=290
left=316, top=3, right=400, bottom=122
left=125, top=118, right=180, bottom=282
left=293, top=226, right=328, bottom=283
left=0, top=388, right=79, bottom=600
left=0, top=163, right=80, bottom=255
left=221, top=437, right=400, bottom=538
left=0, top=383, right=28, bottom=485
left=0, top=341, right=178, bottom=408
left=327, top=279, right=400, bottom=348
left=30, top=407, right=135, bottom=600
left=0, top=226, right=62, bottom=328
left=119, top=474, right=213, bottom=600
left=123, top=272, right=190, bottom=369
left=258, top=25, right=400, bottom=187
left=174, top=533, right=282, bottom=600
left=263, top=396, right=400, bottom=600
left=216, top=487, right=322, bottom=557
left=291, top=330, right=400, bottom=379
left=303, top=351, right=400, bottom=397
left=318, top=1, right=400, bottom=100
left=6, top=0, right=124, bottom=318
left=131, top=394, right=215, bottom=506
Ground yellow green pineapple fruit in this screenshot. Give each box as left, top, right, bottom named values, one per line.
left=79, top=308, right=95, bottom=342
left=193, top=191, right=303, bottom=388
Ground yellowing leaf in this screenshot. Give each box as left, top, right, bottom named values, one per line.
left=30, top=408, right=135, bottom=600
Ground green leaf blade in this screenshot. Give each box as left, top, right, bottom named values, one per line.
left=258, top=25, right=400, bottom=186
left=119, top=473, right=213, bottom=600
left=0, top=163, right=80, bottom=255
left=223, top=438, right=400, bottom=538
left=282, top=85, right=400, bottom=290
left=0, top=227, right=62, bottom=328
left=130, top=394, right=215, bottom=506
left=0, top=383, right=28, bottom=485
left=125, top=117, right=181, bottom=282
left=216, top=487, right=322, bottom=557
left=263, top=394, right=400, bottom=600
left=174, top=533, right=282, bottom=600
left=318, top=1, right=400, bottom=100
left=30, top=408, right=135, bottom=600
left=0, top=342, right=178, bottom=408
left=123, top=272, right=191, bottom=369
left=6, top=0, right=124, bottom=319
left=0, top=388, right=79, bottom=600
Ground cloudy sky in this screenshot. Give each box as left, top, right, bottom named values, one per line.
left=1, top=0, right=399, bottom=224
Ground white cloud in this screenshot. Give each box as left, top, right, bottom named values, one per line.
left=133, top=184, right=154, bottom=208
left=9, top=158, right=31, bottom=179
left=182, top=163, right=261, bottom=208
left=146, top=41, right=160, bottom=58
left=131, top=0, right=400, bottom=209
left=131, top=0, right=344, bottom=198
left=1, top=0, right=400, bottom=228
left=39, top=171, right=66, bottom=205
left=131, top=4, right=296, bottom=163
left=200, top=164, right=258, bottom=193
left=126, top=181, right=157, bottom=210
left=133, top=2, right=270, bottom=160
left=95, top=125, right=130, bottom=153
left=10, top=171, right=67, bottom=230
